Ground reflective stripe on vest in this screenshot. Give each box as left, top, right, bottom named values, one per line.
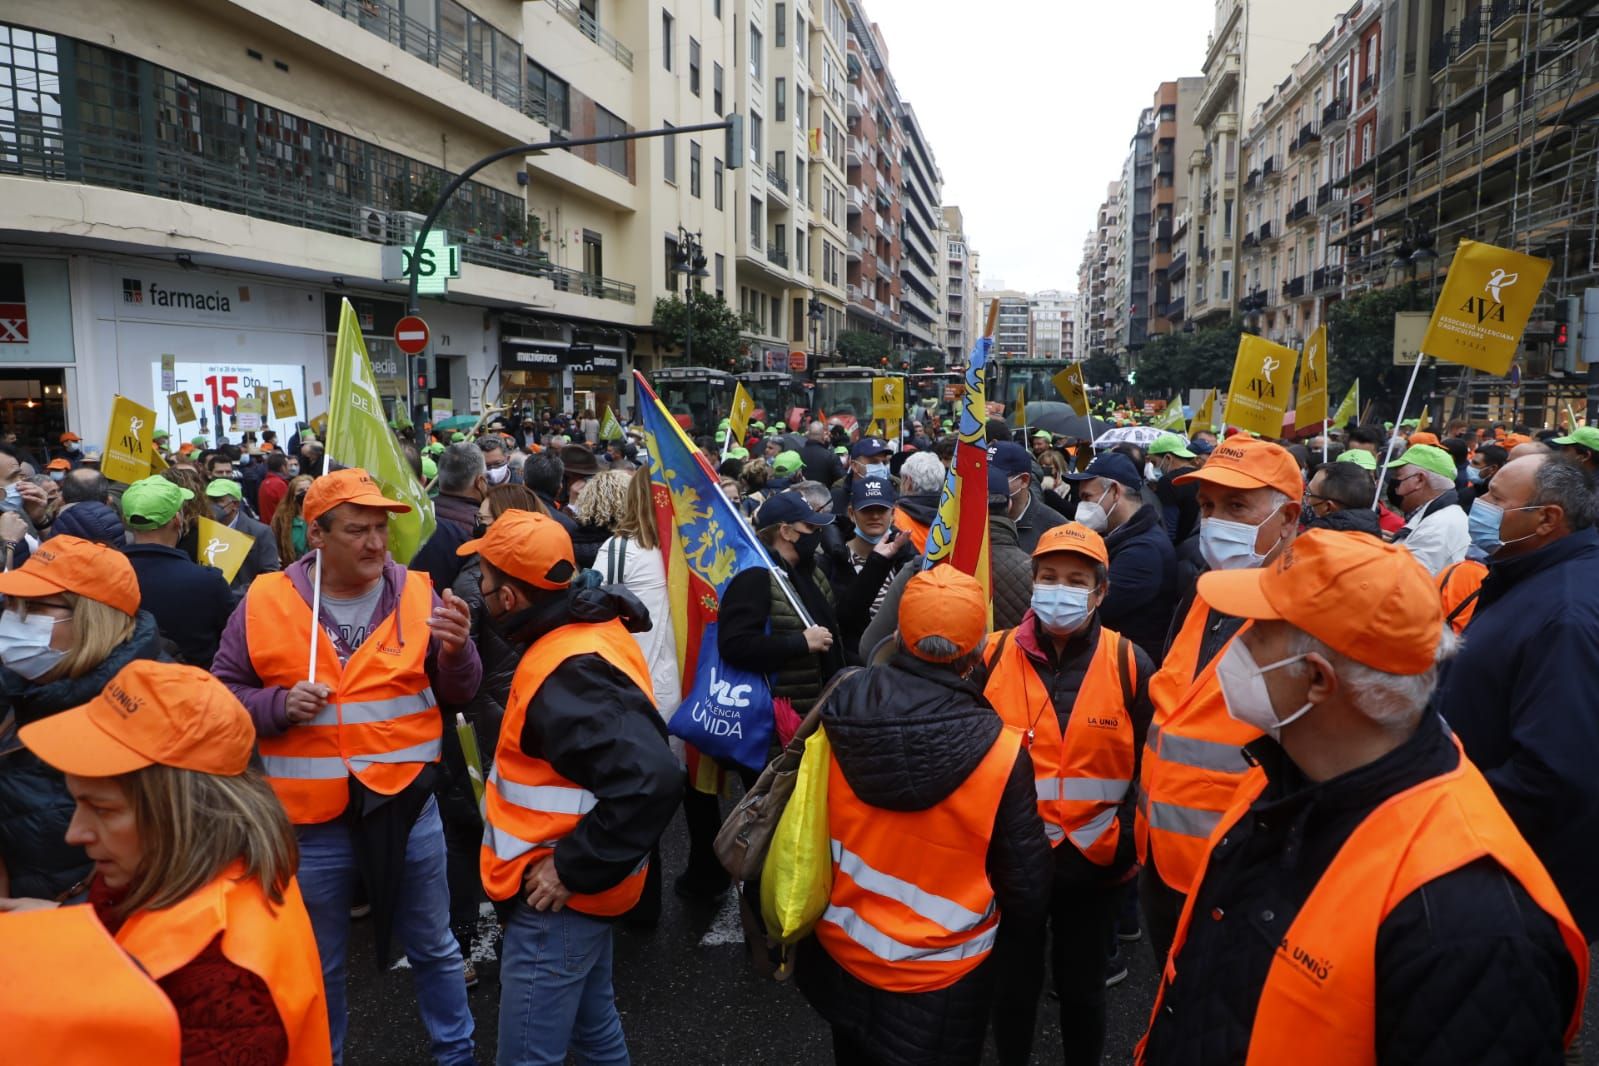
left=1137, top=595, right=1259, bottom=892
left=247, top=570, right=441, bottom=824
left=814, top=725, right=1020, bottom=994
left=481, top=620, right=657, bottom=917
left=1135, top=737, right=1590, bottom=1066
left=984, top=626, right=1137, bottom=864
left=116, top=863, right=333, bottom=1066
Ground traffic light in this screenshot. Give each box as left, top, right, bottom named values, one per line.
left=1554, top=295, right=1581, bottom=373
left=413, top=356, right=429, bottom=391
left=726, top=115, right=744, bottom=170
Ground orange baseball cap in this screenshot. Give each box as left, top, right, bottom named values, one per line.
left=177, top=442, right=196, bottom=455
left=1407, top=431, right=1441, bottom=447
left=1197, top=528, right=1442, bottom=674
left=19, top=661, right=256, bottom=777
left=899, top=566, right=987, bottom=662
left=1173, top=434, right=1302, bottom=499
left=1031, top=522, right=1109, bottom=566
left=46, top=458, right=71, bottom=471
left=59, top=432, right=81, bottom=444
left=302, top=468, right=412, bottom=524
left=456, top=509, right=576, bottom=590
left=0, top=535, right=140, bottom=616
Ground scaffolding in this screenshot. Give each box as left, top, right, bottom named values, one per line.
left=1339, top=0, right=1599, bottom=426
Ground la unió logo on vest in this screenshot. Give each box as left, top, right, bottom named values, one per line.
left=1278, top=935, right=1334, bottom=986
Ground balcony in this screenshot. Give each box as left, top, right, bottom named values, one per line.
left=1289, top=124, right=1321, bottom=154
left=1312, top=266, right=1344, bottom=293
left=1358, top=72, right=1377, bottom=98
left=766, top=244, right=789, bottom=269
left=848, top=186, right=865, bottom=214
left=1197, top=245, right=1212, bottom=264
left=1262, top=156, right=1279, bottom=181
left=1491, top=0, right=1533, bottom=38
left=315, top=0, right=526, bottom=110
left=1322, top=98, right=1350, bottom=131
left=1168, top=250, right=1188, bottom=280
left=1282, top=276, right=1306, bottom=300
left=1166, top=295, right=1185, bottom=321
left=547, top=264, right=637, bottom=302
left=766, top=165, right=789, bottom=195
left=1195, top=51, right=1241, bottom=127
left=1258, top=221, right=1275, bottom=243
left=1287, top=197, right=1312, bottom=223
left=542, top=0, right=635, bottom=69
left=1242, top=232, right=1260, bottom=250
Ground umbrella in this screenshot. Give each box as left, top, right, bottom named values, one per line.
left=431, top=414, right=483, bottom=433
left=1092, top=426, right=1168, bottom=448
left=1026, top=402, right=1113, bottom=443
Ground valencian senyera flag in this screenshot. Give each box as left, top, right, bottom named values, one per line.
left=923, top=335, right=993, bottom=620
left=328, top=298, right=435, bottom=562
left=636, top=371, right=782, bottom=785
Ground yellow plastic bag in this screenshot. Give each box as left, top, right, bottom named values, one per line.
left=759, top=726, right=833, bottom=944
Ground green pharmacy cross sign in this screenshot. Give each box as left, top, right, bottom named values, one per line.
left=381, top=231, right=462, bottom=295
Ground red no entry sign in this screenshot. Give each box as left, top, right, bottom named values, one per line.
left=394, top=315, right=430, bottom=354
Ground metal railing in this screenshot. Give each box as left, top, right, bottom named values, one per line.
left=1258, top=221, right=1274, bottom=242
left=1322, top=99, right=1350, bottom=127
left=544, top=0, right=634, bottom=69
left=1282, top=276, right=1306, bottom=299
left=766, top=244, right=789, bottom=268
left=313, top=0, right=524, bottom=111
left=766, top=165, right=789, bottom=194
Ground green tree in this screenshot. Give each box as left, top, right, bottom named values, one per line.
left=835, top=329, right=892, bottom=367
left=1327, top=282, right=1423, bottom=423
left=1133, top=318, right=1251, bottom=400
left=1081, top=352, right=1124, bottom=389
left=651, top=291, right=760, bottom=374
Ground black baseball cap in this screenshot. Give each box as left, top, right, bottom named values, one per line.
left=755, top=492, right=836, bottom=530
left=1065, top=452, right=1144, bottom=491
left=849, top=476, right=896, bottom=510
left=987, top=441, right=1033, bottom=477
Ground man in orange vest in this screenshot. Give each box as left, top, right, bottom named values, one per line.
left=212, top=468, right=482, bottom=1065
left=983, top=523, right=1154, bottom=1066
left=1137, top=530, right=1587, bottom=1066
left=1138, top=435, right=1302, bottom=962
left=458, top=510, right=680, bottom=1066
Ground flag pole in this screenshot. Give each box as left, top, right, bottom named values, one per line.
left=1371, top=354, right=1428, bottom=510
left=306, top=548, right=322, bottom=683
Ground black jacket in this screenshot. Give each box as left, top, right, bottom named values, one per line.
left=1011, top=492, right=1068, bottom=555
left=822, top=536, right=917, bottom=660
left=499, top=586, right=682, bottom=907
left=570, top=520, right=614, bottom=572
left=797, top=653, right=1051, bottom=1066
left=801, top=440, right=844, bottom=488
left=720, top=550, right=846, bottom=692
left=409, top=493, right=478, bottom=592
left=123, top=543, right=235, bottom=669
left=0, top=612, right=165, bottom=899
left=987, top=514, right=1033, bottom=632
left=1153, top=464, right=1201, bottom=543
left=1438, top=525, right=1599, bottom=936
left=1141, top=713, right=1579, bottom=1066
left=1100, top=504, right=1178, bottom=660
left=1303, top=505, right=1383, bottom=538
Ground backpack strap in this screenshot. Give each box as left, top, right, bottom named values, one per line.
left=1114, top=632, right=1137, bottom=711
left=1446, top=587, right=1481, bottom=627
left=605, top=538, right=628, bottom=585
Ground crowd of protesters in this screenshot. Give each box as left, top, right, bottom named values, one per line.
left=0, top=397, right=1596, bottom=1066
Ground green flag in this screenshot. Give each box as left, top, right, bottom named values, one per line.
left=327, top=298, right=435, bottom=562
left=1331, top=380, right=1359, bottom=428
left=1156, top=397, right=1186, bottom=432
left=600, top=405, right=625, bottom=441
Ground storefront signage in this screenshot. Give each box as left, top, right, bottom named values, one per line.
left=148, top=360, right=307, bottom=440
left=381, top=231, right=462, bottom=296
left=0, top=258, right=74, bottom=364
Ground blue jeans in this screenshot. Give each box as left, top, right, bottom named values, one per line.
left=297, top=795, right=475, bottom=1065
left=497, top=901, right=628, bottom=1066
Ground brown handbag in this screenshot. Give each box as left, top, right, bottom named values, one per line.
left=713, top=667, right=860, bottom=882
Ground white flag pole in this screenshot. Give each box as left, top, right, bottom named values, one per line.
left=1370, top=355, right=1428, bottom=510
left=306, top=548, right=323, bottom=684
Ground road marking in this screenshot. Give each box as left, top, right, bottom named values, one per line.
left=698, top=892, right=745, bottom=947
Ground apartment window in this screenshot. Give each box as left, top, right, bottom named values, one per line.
left=795, top=86, right=806, bottom=131
left=750, top=196, right=763, bottom=248
left=795, top=158, right=805, bottom=203
left=775, top=77, right=786, bottom=123
left=796, top=15, right=806, bottom=60
left=689, top=38, right=701, bottom=96
left=583, top=230, right=603, bottom=278
left=1220, top=268, right=1231, bottom=301
left=775, top=223, right=786, bottom=255
left=715, top=253, right=725, bottom=298
left=749, top=24, right=763, bottom=79
left=664, top=236, right=679, bottom=285
left=662, top=11, right=674, bottom=71
left=525, top=60, right=570, bottom=132
left=594, top=106, right=629, bottom=175
left=750, top=111, right=762, bottom=167
left=792, top=298, right=806, bottom=342
left=714, top=157, right=724, bottom=209
left=825, top=0, right=846, bottom=44
left=690, top=141, right=701, bottom=197
left=776, top=4, right=786, bottom=46
left=714, top=0, right=721, bottom=17
left=713, top=63, right=724, bottom=115
left=774, top=150, right=786, bottom=184
left=663, top=122, right=676, bottom=183
left=795, top=224, right=805, bottom=270
left=1223, top=198, right=1233, bottom=238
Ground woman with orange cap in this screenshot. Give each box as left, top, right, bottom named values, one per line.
left=0, top=660, right=331, bottom=1064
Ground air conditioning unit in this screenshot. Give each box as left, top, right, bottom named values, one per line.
left=354, top=206, right=389, bottom=242
left=389, top=211, right=429, bottom=246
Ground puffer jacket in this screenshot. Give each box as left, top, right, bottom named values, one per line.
left=0, top=611, right=165, bottom=899
left=797, top=653, right=1051, bottom=1066
left=987, top=514, right=1033, bottom=631
left=719, top=552, right=844, bottom=714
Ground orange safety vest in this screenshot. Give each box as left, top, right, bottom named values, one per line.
left=1137, top=741, right=1589, bottom=1064
left=893, top=504, right=931, bottom=555
left=481, top=620, right=656, bottom=916
left=813, top=725, right=1022, bottom=994
left=1, top=905, right=181, bottom=1065
left=248, top=570, right=442, bottom=824
left=117, top=863, right=332, bottom=1066
left=1437, top=558, right=1487, bottom=634
left=984, top=625, right=1137, bottom=863
left=1136, top=592, right=1259, bottom=893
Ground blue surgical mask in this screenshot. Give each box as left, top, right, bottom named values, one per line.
left=1464, top=464, right=1483, bottom=484
left=864, top=463, right=891, bottom=481
left=1, top=482, right=21, bottom=513
left=1031, top=584, right=1094, bottom=634
left=858, top=529, right=887, bottom=546
left=1199, top=505, right=1284, bottom=572
left=1468, top=498, right=1538, bottom=555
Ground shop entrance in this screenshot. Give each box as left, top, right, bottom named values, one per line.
left=0, top=368, right=69, bottom=460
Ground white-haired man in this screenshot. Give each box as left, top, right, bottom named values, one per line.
left=1386, top=443, right=1469, bottom=574
left=1137, top=530, right=1586, bottom=1066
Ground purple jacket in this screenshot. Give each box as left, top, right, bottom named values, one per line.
left=212, top=556, right=483, bottom=736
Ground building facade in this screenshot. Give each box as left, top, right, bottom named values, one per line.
left=1151, top=78, right=1205, bottom=337
left=980, top=287, right=1032, bottom=359
left=941, top=205, right=978, bottom=364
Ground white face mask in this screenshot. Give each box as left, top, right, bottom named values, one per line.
left=486, top=465, right=511, bottom=485
left=1074, top=484, right=1116, bottom=534
left=1198, top=505, right=1283, bottom=572
left=1216, top=639, right=1314, bottom=741
left=0, top=608, right=68, bottom=680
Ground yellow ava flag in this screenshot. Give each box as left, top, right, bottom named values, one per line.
left=872, top=377, right=901, bottom=422
left=1014, top=386, right=1027, bottom=429
left=1294, top=326, right=1329, bottom=432
left=195, top=515, right=255, bottom=584
left=1422, top=239, right=1553, bottom=376
left=728, top=383, right=755, bottom=442
left=1054, top=364, right=1090, bottom=417
left=1332, top=380, right=1360, bottom=428
left=102, top=395, right=157, bottom=485
left=168, top=391, right=196, bottom=425
left=1189, top=389, right=1216, bottom=438
left=1225, top=335, right=1300, bottom=438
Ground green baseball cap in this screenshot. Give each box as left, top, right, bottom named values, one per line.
left=834, top=446, right=848, bottom=456
left=204, top=478, right=242, bottom=501
left=725, top=446, right=749, bottom=460
left=423, top=441, right=445, bottom=456
left=1032, top=430, right=1054, bottom=442
left=190, top=436, right=207, bottom=448
left=1337, top=449, right=1378, bottom=471
left=152, top=429, right=170, bottom=442
left=451, top=432, right=467, bottom=443
left=772, top=451, right=803, bottom=476
left=1552, top=426, right=1599, bottom=450
left=121, top=476, right=193, bottom=530
left=422, top=456, right=438, bottom=479
left=1394, top=444, right=1455, bottom=480
left=1149, top=434, right=1196, bottom=459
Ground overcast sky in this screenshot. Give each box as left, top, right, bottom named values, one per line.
left=863, top=0, right=1214, bottom=296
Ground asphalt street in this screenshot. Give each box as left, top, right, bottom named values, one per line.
left=345, top=808, right=1598, bottom=1065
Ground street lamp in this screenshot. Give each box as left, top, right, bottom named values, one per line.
left=670, top=227, right=710, bottom=365
left=807, top=291, right=825, bottom=370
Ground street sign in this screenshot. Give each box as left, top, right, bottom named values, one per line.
left=394, top=315, right=430, bottom=355
left=381, top=231, right=462, bottom=295
left=788, top=350, right=808, bottom=373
